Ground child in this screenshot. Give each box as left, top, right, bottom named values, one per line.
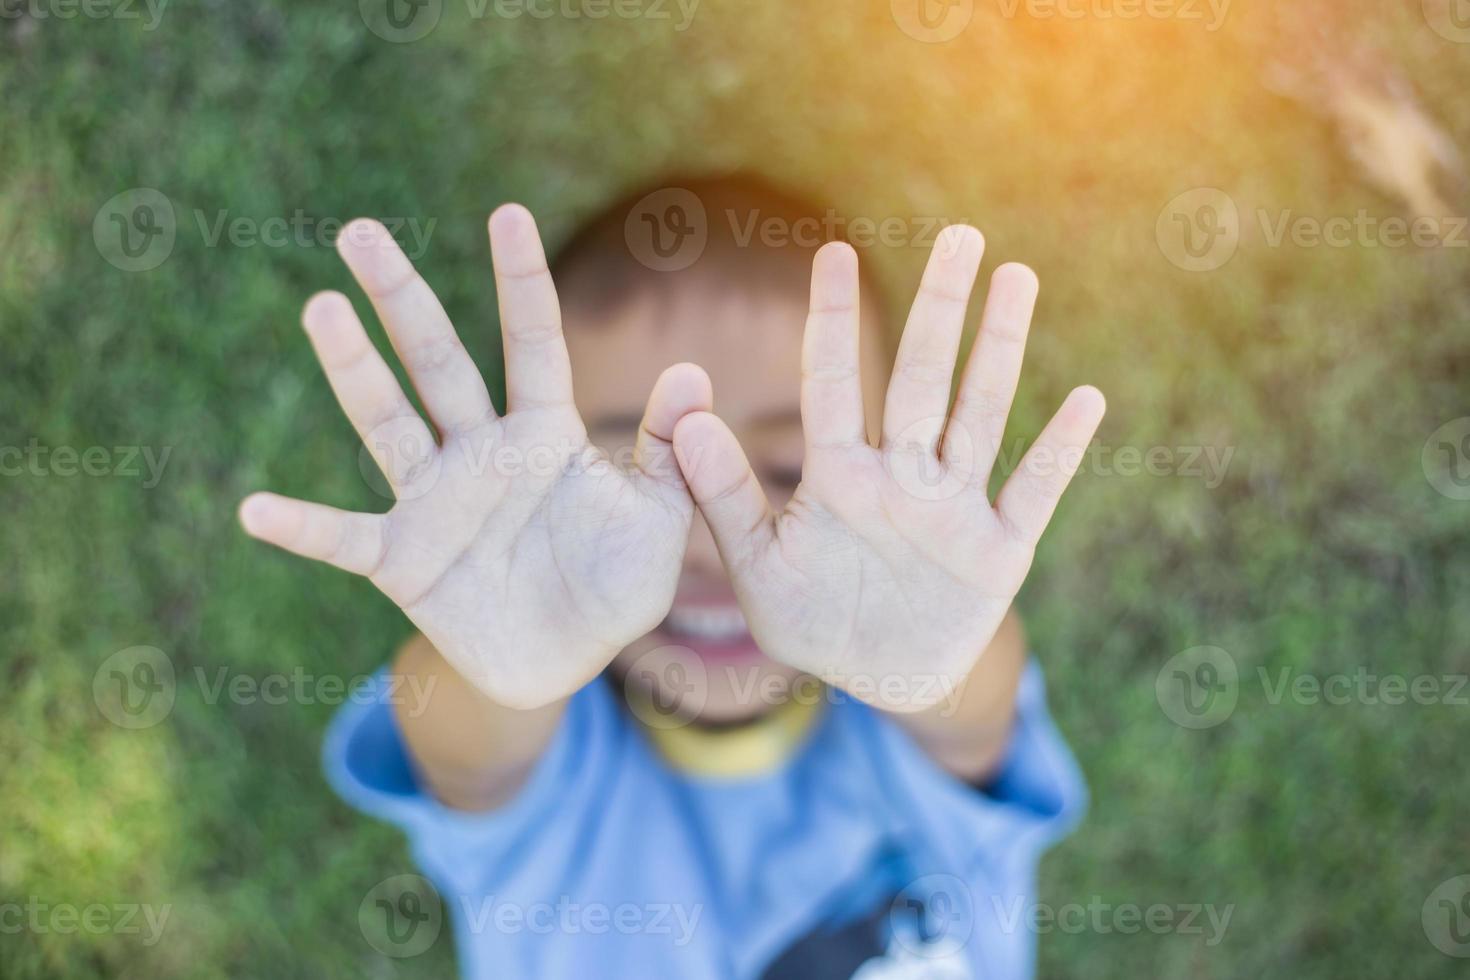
left=239, top=178, right=1106, bottom=978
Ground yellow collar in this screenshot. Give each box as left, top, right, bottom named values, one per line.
left=625, top=688, right=826, bottom=779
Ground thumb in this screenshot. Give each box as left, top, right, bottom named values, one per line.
left=672, top=411, right=776, bottom=572
left=634, top=362, right=714, bottom=487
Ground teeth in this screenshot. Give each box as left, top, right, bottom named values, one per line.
left=667, top=604, right=748, bottom=640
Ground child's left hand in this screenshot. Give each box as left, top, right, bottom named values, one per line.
left=671, top=226, right=1105, bottom=712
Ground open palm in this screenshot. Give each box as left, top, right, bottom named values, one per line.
left=672, top=227, right=1105, bottom=711
left=240, top=207, right=711, bottom=708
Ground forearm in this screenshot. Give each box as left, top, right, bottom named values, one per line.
left=390, top=634, right=567, bottom=812
left=889, top=608, right=1027, bottom=785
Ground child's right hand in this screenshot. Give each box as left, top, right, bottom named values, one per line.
left=239, top=206, right=712, bottom=709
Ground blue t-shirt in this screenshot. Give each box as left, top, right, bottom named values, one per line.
left=323, top=661, right=1085, bottom=979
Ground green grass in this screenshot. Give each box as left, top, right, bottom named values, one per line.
left=3, top=0, right=1469, bottom=976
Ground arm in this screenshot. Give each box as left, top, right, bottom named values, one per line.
left=239, top=206, right=711, bottom=808
left=670, top=229, right=1102, bottom=781
left=390, top=634, right=566, bottom=811
left=889, top=608, right=1026, bottom=785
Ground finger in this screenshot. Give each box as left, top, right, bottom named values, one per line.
left=488, top=204, right=575, bottom=413
left=301, top=292, right=437, bottom=493
left=238, top=492, right=387, bottom=577
left=672, top=412, right=775, bottom=573
left=882, top=225, right=985, bottom=454
left=635, top=362, right=714, bottom=487
left=995, top=386, right=1106, bottom=545
left=801, top=242, right=868, bottom=451
left=336, top=218, right=494, bottom=432
left=945, top=263, right=1039, bottom=482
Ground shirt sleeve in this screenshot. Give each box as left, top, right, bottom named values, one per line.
left=851, top=659, right=1088, bottom=873
left=319, top=669, right=613, bottom=899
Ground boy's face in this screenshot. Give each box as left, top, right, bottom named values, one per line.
left=565, top=275, right=888, bottom=724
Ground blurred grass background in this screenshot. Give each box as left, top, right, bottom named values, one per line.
left=3, top=0, right=1469, bottom=976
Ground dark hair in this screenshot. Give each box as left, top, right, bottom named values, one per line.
left=552, top=175, right=884, bottom=331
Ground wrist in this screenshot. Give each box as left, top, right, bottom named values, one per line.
left=884, top=609, right=1027, bottom=783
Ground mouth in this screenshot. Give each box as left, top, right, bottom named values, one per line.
left=659, top=602, right=766, bottom=664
